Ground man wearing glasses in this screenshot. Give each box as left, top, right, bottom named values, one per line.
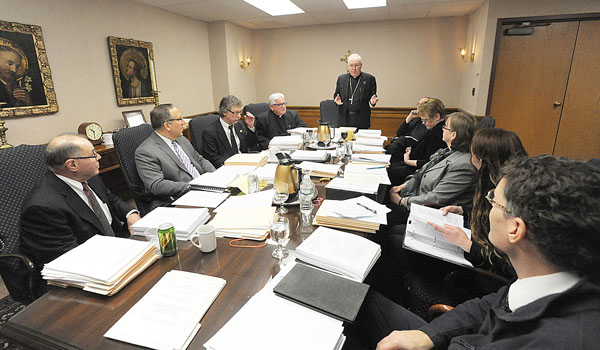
left=202, top=95, right=259, bottom=168
left=255, top=92, right=307, bottom=149
left=20, top=133, right=141, bottom=294
left=136, top=103, right=215, bottom=209
left=334, top=53, right=378, bottom=129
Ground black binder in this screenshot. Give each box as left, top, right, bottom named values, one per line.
left=273, top=263, right=369, bottom=323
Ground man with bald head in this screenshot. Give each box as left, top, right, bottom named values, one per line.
left=20, top=134, right=140, bottom=275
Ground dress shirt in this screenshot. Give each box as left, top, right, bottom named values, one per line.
left=219, top=117, right=240, bottom=152
left=155, top=131, right=202, bottom=174
left=508, top=271, right=580, bottom=311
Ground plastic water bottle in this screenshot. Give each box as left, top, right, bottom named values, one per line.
left=299, top=174, right=314, bottom=215
left=247, top=173, right=259, bottom=194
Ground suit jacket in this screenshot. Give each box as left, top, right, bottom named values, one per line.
left=402, top=150, right=476, bottom=208
left=255, top=109, right=307, bottom=149
left=334, top=72, right=377, bottom=129
left=201, top=118, right=259, bottom=168
left=135, top=132, right=216, bottom=207
left=19, top=172, right=134, bottom=269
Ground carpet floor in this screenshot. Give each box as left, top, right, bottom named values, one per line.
left=0, top=296, right=32, bottom=350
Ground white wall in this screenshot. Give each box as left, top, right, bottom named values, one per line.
left=224, top=22, right=257, bottom=106
left=3, top=0, right=214, bottom=145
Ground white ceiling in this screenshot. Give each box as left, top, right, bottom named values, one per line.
left=132, top=0, right=484, bottom=29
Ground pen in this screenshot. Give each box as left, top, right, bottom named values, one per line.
left=357, top=202, right=377, bottom=214
left=366, top=166, right=385, bottom=170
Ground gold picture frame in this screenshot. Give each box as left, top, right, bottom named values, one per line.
left=0, top=20, right=58, bottom=118
left=108, top=36, right=157, bottom=106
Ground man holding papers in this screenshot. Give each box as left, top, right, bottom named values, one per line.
left=20, top=134, right=140, bottom=296
left=343, top=156, right=600, bottom=350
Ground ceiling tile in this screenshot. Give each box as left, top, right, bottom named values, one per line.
left=388, top=3, right=432, bottom=19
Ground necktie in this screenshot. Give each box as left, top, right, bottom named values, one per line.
left=172, top=141, right=201, bottom=179
left=81, top=182, right=115, bottom=237
left=229, top=125, right=239, bottom=153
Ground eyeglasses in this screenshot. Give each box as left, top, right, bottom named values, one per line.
left=71, top=151, right=98, bottom=160
left=228, top=110, right=243, bottom=115
left=272, top=103, right=287, bottom=107
left=442, top=126, right=454, bottom=132
left=348, top=64, right=362, bottom=68
left=167, top=118, right=184, bottom=123
left=486, top=189, right=512, bottom=214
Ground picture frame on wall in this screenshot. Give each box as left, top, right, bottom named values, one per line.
left=108, top=36, right=157, bottom=106
left=0, top=20, right=59, bottom=118
left=122, top=109, right=146, bottom=127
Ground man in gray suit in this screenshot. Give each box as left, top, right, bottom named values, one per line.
left=135, top=104, right=215, bottom=209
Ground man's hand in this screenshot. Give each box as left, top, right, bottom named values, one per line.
left=244, top=112, right=255, bottom=129
left=334, top=94, right=343, bottom=105
left=406, top=110, right=418, bottom=123
left=370, top=94, right=379, bottom=106
left=126, top=213, right=142, bottom=236
left=12, top=88, right=31, bottom=104
left=377, top=330, right=434, bottom=350
left=428, top=222, right=472, bottom=252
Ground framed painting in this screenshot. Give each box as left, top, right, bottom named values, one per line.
left=122, top=109, right=146, bottom=127
left=108, top=36, right=156, bottom=106
left=0, top=20, right=58, bottom=118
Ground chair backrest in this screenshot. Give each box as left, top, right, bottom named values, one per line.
left=478, top=115, right=496, bottom=128
left=320, top=99, right=340, bottom=127
left=243, top=102, right=269, bottom=118
left=188, top=114, right=220, bottom=154
left=112, top=124, right=154, bottom=215
left=0, top=144, right=48, bottom=303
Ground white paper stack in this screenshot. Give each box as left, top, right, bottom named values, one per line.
left=351, top=154, right=391, bottom=167
left=209, top=206, right=276, bottom=240
left=295, top=226, right=381, bottom=282
left=344, top=163, right=391, bottom=185
left=189, top=168, right=239, bottom=192
left=224, top=152, right=268, bottom=167
left=352, top=143, right=386, bottom=154
left=325, top=177, right=379, bottom=195
left=355, top=129, right=382, bottom=138
left=105, top=270, right=226, bottom=350
left=291, top=150, right=329, bottom=162
left=313, top=196, right=389, bottom=234
left=42, top=235, right=159, bottom=296
left=131, top=207, right=210, bottom=240
left=214, top=189, right=274, bottom=213
left=287, top=127, right=315, bottom=135
left=354, top=136, right=385, bottom=147
left=172, top=191, right=230, bottom=208
left=269, top=135, right=303, bottom=151
left=298, top=161, right=341, bottom=178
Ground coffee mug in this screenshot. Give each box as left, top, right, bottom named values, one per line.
left=191, top=224, right=217, bottom=253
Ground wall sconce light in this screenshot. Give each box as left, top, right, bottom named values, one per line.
left=460, top=48, right=475, bottom=62
left=240, top=56, right=252, bottom=69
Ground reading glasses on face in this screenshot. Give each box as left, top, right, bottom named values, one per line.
left=228, top=110, right=243, bottom=115
left=71, top=151, right=99, bottom=160
left=272, top=103, right=287, bottom=107
left=167, top=118, right=184, bottom=123
left=348, top=64, right=362, bottom=68
left=442, top=126, right=454, bottom=132
left=486, top=189, right=512, bottom=214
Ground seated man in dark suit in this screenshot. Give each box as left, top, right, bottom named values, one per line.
left=20, top=134, right=141, bottom=278
left=385, top=97, right=429, bottom=162
left=344, top=155, right=600, bottom=350
left=202, top=95, right=259, bottom=168
left=135, top=104, right=215, bottom=209
left=255, top=92, right=307, bottom=149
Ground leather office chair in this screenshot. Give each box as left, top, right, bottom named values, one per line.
left=320, top=99, right=340, bottom=127
left=243, top=102, right=269, bottom=118
left=0, top=144, right=48, bottom=304
left=188, top=114, right=220, bottom=154
left=112, top=124, right=155, bottom=216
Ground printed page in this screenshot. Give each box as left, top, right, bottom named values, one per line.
left=172, top=191, right=230, bottom=208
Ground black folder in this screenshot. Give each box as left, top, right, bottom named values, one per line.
left=273, top=263, right=370, bottom=323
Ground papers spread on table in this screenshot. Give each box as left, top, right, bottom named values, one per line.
left=42, top=235, right=159, bottom=296
left=403, top=203, right=473, bottom=267
left=250, top=163, right=278, bottom=183
left=214, top=189, right=274, bottom=213
left=314, top=197, right=387, bottom=233
left=189, top=167, right=239, bottom=192
left=269, top=135, right=303, bottom=151
left=208, top=206, right=276, bottom=240
left=344, top=163, right=391, bottom=185
left=224, top=152, right=268, bottom=167
left=131, top=207, right=210, bottom=241
left=298, top=161, right=341, bottom=178
left=172, top=190, right=230, bottom=208
left=325, top=177, right=379, bottom=194
left=291, top=149, right=329, bottom=162
left=287, top=127, right=315, bottom=135
left=351, top=154, right=391, bottom=167
left=295, top=226, right=381, bottom=282
left=352, top=143, right=386, bottom=154
left=219, top=164, right=258, bottom=175
left=105, top=270, right=226, bottom=350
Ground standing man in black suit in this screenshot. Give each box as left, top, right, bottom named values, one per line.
left=255, top=92, right=307, bottom=149
left=202, top=95, right=260, bottom=168
left=334, top=53, right=378, bottom=129
left=20, top=134, right=141, bottom=275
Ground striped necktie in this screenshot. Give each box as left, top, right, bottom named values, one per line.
left=172, top=141, right=201, bottom=179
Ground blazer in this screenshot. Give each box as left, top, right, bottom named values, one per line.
left=135, top=132, right=216, bottom=205
left=334, top=72, right=377, bottom=129
left=402, top=150, right=476, bottom=208
left=201, top=118, right=259, bottom=168
left=255, top=109, right=307, bottom=149
left=19, top=172, right=134, bottom=269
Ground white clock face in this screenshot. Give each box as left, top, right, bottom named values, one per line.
left=86, top=124, right=103, bottom=140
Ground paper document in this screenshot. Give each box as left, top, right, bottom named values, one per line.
left=214, top=189, right=274, bottom=212
left=172, top=190, right=230, bottom=208
left=251, top=163, right=278, bottom=182
left=298, top=161, right=341, bottom=177
left=325, top=177, right=379, bottom=194
left=291, top=150, right=329, bottom=162
left=344, top=164, right=391, bottom=185
left=329, top=196, right=390, bottom=221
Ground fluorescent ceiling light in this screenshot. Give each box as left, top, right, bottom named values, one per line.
left=243, top=0, right=305, bottom=16
left=343, top=0, right=387, bottom=10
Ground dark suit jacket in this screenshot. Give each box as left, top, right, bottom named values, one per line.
left=19, top=172, right=134, bottom=269
left=334, top=72, right=377, bottom=129
left=201, top=118, right=259, bottom=168
left=255, top=109, right=307, bottom=149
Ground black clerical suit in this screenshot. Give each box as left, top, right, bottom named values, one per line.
left=255, top=109, right=307, bottom=150
left=201, top=118, right=259, bottom=168
left=334, top=72, right=377, bottom=129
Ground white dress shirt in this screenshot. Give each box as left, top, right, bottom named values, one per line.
left=508, top=271, right=580, bottom=311
left=219, top=118, right=240, bottom=153
left=55, top=174, right=113, bottom=224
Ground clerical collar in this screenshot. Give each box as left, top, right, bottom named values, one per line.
left=350, top=73, right=362, bottom=80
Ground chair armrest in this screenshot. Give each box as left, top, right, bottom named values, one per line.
left=427, top=304, right=454, bottom=320
left=0, top=253, right=36, bottom=272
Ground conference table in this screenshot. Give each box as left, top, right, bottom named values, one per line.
left=1, top=178, right=383, bottom=350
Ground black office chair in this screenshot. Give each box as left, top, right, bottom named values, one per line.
left=112, top=124, right=155, bottom=216
left=188, top=114, right=220, bottom=155
left=478, top=115, right=496, bottom=128
left=320, top=99, right=340, bottom=127
left=0, top=144, right=49, bottom=304
left=243, top=102, right=269, bottom=118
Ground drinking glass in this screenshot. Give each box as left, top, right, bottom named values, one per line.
left=273, top=184, right=289, bottom=214
left=336, top=144, right=346, bottom=164
left=271, top=216, right=290, bottom=259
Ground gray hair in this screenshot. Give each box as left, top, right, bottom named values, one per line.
left=150, top=103, right=175, bottom=129
left=218, top=95, right=243, bottom=117
left=347, top=53, right=362, bottom=63
left=269, top=93, right=285, bottom=105
left=45, top=133, right=87, bottom=172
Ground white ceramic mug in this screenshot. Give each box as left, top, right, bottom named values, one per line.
left=191, top=224, right=217, bottom=253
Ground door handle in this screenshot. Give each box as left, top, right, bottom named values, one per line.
left=553, top=101, right=562, bottom=107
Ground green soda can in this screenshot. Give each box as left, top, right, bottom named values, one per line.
left=158, top=223, right=178, bottom=257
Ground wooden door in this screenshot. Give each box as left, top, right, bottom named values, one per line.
left=553, top=20, right=600, bottom=160
left=489, top=22, right=578, bottom=155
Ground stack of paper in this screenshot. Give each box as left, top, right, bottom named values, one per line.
left=42, top=235, right=159, bottom=296
left=351, top=154, right=391, bottom=167
left=291, top=150, right=329, bottom=162
left=287, top=127, right=315, bottom=135
left=209, top=206, right=276, bottom=240
left=313, top=196, right=389, bottom=234
left=325, top=177, right=379, bottom=195
left=105, top=270, right=226, bottom=350
left=172, top=190, right=230, bottom=208
left=190, top=168, right=239, bottom=192
left=355, top=129, right=382, bottom=138
left=295, top=226, right=381, bottom=282
left=352, top=143, right=386, bottom=154
left=344, top=164, right=391, bottom=185
left=224, top=152, right=268, bottom=167
left=214, top=189, right=274, bottom=212
left=132, top=207, right=210, bottom=240
left=219, top=164, right=258, bottom=175
left=298, top=161, right=341, bottom=178
left=354, top=136, right=385, bottom=147
left=250, top=163, right=278, bottom=183
left=269, top=135, right=303, bottom=151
